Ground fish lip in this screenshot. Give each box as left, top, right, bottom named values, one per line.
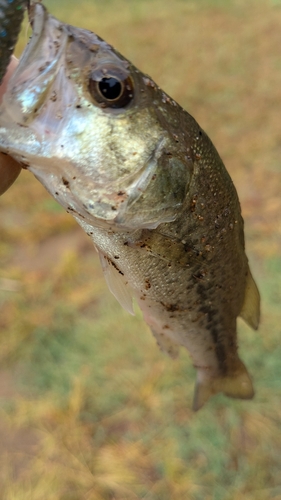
left=0, top=2, right=68, bottom=129
left=19, top=2, right=66, bottom=71
left=19, top=2, right=49, bottom=66
left=29, top=3, right=48, bottom=39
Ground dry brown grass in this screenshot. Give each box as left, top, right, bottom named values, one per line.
left=1, top=0, right=281, bottom=498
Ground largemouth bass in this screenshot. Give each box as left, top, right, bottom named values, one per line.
left=0, top=3, right=260, bottom=410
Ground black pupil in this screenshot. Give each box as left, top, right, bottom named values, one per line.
left=99, top=77, right=122, bottom=100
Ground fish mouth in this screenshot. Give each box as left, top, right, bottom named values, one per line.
left=27, top=1, right=46, bottom=27
left=2, top=2, right=68, bottom=127
left=27, top=2, right=48, bottom=53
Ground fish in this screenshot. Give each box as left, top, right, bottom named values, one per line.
left=0, top=3, right=260, bottom=410
left=0, top=0, right=28, bottom=195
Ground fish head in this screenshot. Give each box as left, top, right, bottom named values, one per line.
left=0, top=3, right=193, bottom=230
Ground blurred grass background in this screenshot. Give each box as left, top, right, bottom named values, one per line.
left=0, top=0, right=281, bottom=498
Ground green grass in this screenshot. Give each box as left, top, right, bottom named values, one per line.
left=1, top=0, right=281, bottom=499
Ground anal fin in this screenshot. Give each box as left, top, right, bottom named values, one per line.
left=240, top=266, right=260, bottom=330
left=151, top=327, right=179, bottom=359
left=193, top=358, right=254, bottom=411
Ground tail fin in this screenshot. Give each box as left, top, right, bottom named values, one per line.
left=193, top=359, right=254, bottom=411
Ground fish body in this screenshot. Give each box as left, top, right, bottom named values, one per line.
left=0, top=4, right=260, bottom=409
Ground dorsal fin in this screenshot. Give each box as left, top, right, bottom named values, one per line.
left=239, top=266, right=260, bottom=330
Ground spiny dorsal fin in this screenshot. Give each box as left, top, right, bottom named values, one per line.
left=193, top=358, right=254, bottom=411
left=240, top=266, right=260, bottom=330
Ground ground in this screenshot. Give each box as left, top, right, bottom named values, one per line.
left=0, top=0, right=281, bottom=499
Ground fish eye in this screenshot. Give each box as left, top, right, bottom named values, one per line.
left=98, top=77, right=122, bottom=100
left=89, top=68, right=134, bottom=108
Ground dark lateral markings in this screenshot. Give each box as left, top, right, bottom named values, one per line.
left=197, top=282, right=227, bottom=375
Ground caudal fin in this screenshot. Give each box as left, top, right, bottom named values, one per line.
left=193, top=359, right=254, bottom=411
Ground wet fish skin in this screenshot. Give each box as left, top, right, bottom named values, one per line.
left=0, top=4, right=260, bottom=409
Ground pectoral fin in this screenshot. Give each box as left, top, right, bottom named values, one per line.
left=240, top=266, right=260, bottom=330
left=98, top=251, right=134, bottom=315
left=193, top=358, right=254, bottom=411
